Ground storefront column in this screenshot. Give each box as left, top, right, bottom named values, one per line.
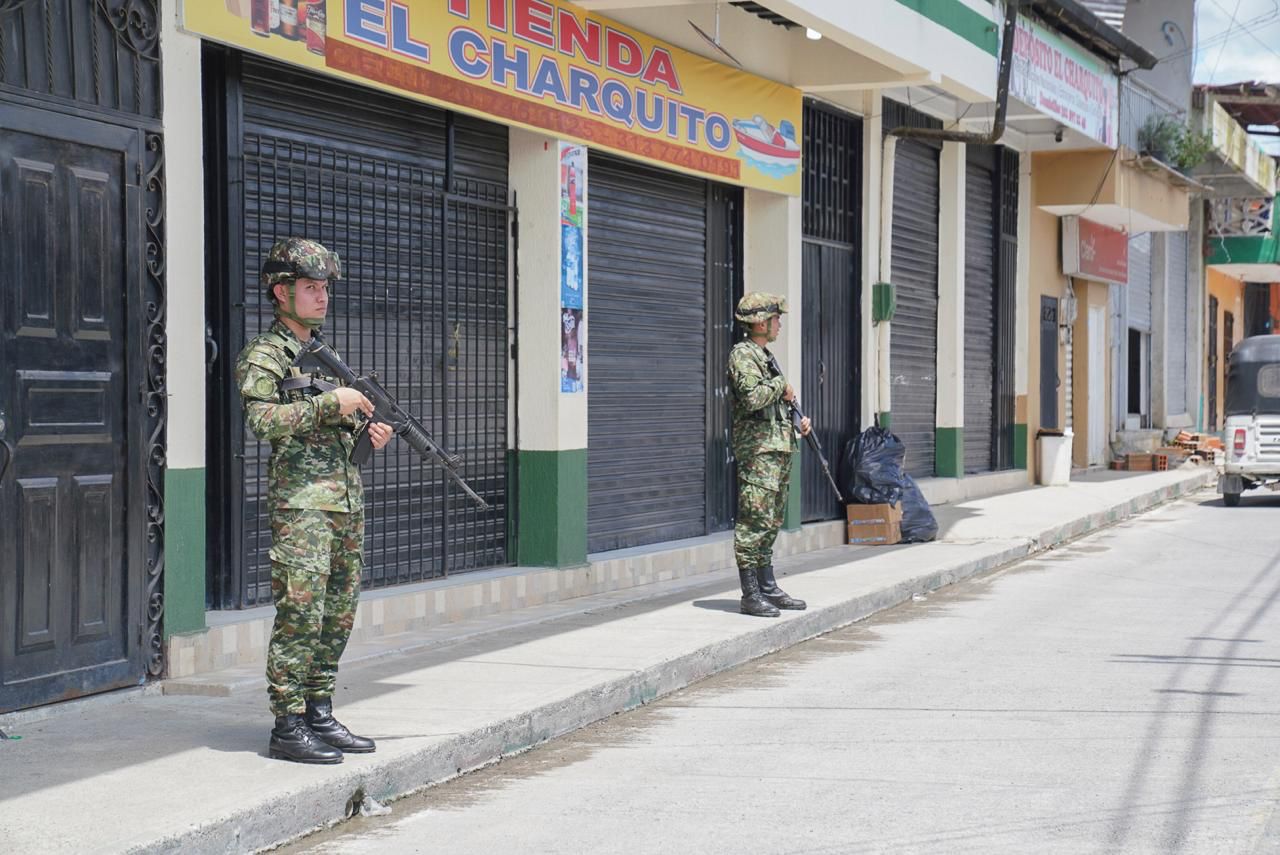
left=511, top=129, right=588, bottom=567
left=1014, top=152, right=1032, bottom=470
left=161, top=7, right=207, bottom=637
left=861, top=92, right=884, bottom=430
left=935, top=141, right=967, bottom=477
left=1150, top=233, right=1184, bottom=430
left=1188, top=201, right=1206, bottom=429
left=745, top=188, right=803, bottom=529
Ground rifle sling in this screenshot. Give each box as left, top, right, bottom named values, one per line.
left=281, top=376, right=339, bottom=394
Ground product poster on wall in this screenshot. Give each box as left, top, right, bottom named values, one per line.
left=560, top=308, right=584, bottom=394
left=560, top=141, right=586, bottom=393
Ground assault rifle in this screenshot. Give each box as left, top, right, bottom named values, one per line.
left=766, top=354, right=844, bottom=503
left=303, top=332, right=490, bottom=509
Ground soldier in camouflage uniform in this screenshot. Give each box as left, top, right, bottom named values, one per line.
left=235, top=237, right=394, bottom=764
left=728, top=292, right=811, bottom=618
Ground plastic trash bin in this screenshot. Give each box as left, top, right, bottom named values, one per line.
left=1036, top=428, right=1073, bottom=486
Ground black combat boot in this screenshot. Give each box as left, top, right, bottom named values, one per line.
left=758, top=564, right=806, bottom=610
left=306, top=698, right=377, bottom=754
left=268, top=714, right=344, bottom=764
left=739, top=568, right=781, bottom=618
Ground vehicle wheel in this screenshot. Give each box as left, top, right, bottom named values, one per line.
left=1224, top=492, right=1242, bottom=507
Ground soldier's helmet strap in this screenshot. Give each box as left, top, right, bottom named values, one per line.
left=271, top=280, right=325, bottom=330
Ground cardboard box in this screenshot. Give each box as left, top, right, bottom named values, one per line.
left=1127, top=453, right=1155, bottom=471
left=846, top=502, right=902, bottom=545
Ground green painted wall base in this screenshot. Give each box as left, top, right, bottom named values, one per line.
left=164, top=467, right=206, bottom=638
left=1014, top=423, right=1028, bottom=470
left=517, top=448, right=588, bottom=567
left=935, top=427, right=964, bottom=477
left=784, top=451, right=802, bottom=531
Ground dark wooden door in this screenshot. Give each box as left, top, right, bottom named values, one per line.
left=0, top=106, right=143, bottom=712
left=1040, top=297, right=1059, bottom=429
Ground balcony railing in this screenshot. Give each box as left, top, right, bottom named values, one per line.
left=1119, top=76, right=1184, bottom=154
left=1209, top=197, right=1275, bottom=237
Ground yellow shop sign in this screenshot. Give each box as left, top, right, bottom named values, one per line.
left=183, top=0, right=803, bottom=195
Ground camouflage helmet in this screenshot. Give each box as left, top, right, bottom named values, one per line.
left=261, top=237, right=342, bottom=294
left=734, top=292, right=788, bottom=325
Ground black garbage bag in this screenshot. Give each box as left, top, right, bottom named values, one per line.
left=899, top=476, right=938, bottom=543
left=840, top=426, right=906, bottom=506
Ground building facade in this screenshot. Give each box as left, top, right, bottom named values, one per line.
left=10, top=0, right=1255, bottom=714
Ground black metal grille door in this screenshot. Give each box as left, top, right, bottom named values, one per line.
left=890, top=139, right=940, bottom=479
left=994, top=149, right=1018, bottom=470
left=801, top=102, right=861, bottom=521
left=211, top=56, right=510, bottom=607
left=706, top=184, right=743, bottom=534
left=963, top=156, right=996, bottom=473
left=587, top=154, right=714, bottom=553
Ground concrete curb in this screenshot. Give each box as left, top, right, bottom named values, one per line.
left=139, top=469, right=1215, bottom=854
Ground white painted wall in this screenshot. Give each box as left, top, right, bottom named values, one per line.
left=510, top=129, right=588, bottom=451
left=1122, top=0, right=1194, bottom=112
left=768, top=0, right=1000, bottom=103
left=937, top=141, right=966, bottom=430
left=860, top=91, right=883, bottom=427
left=161, top=0, right=206, bottom=470
left=743, top=189, right=803, bottom=381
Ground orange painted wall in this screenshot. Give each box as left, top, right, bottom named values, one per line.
left=1206, top=268, right=1246, bottom=433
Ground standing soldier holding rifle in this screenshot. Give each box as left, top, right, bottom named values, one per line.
left=728, top=293, right=811, bottom=618
left=235, top=237, right=393, bottom=764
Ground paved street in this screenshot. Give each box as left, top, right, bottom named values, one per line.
left=289, top=491, right=1280, bottom=855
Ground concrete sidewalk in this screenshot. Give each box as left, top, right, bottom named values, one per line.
left=0, top=467, right=1216, bottom=854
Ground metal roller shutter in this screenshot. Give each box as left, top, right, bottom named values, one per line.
left=231, top=57, right=510, bottom=604
left=890, top=139, right=940, bottom=479
left=587, top=155, right=710, bottom=553
left=1166, top=231, right=1188, bottom=415
left=964, top=158, right=996, bottom=473
left=801, top=101, right=861, bottom=522
left=1127, top=233, right=1152, bottom=332
left=1065, top=320, right=1074, bottom=430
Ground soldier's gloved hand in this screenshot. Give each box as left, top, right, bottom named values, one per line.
left=335, top=387, right=375, bottom=418
left=367, top=421, right=394, bottom=450
left=783, top=384, right=796, bottom=402
left=799, top=416, right=812, bottom=437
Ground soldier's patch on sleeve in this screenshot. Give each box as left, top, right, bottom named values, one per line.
left=253, top=375, right=278, bottom=400
left=238, top=364, right=282, bottom=402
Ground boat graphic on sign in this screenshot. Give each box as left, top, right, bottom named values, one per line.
left=732, top=115, right=800, bottom=177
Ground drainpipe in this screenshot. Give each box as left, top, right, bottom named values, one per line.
left=887, top=0, right=1023, bottom=145
left=876, top=0, right=1022, bottom=422
left=877, top=134, right=896, bottom=422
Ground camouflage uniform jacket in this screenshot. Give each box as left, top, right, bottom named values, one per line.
left=235, top=321, right=363, bottom=513
left=728, top=339, right=798, bottom=461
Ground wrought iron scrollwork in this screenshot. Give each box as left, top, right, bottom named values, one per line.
left=94, top=0, right=159, bottom=60
left=143, top=130, right=167, bottom=677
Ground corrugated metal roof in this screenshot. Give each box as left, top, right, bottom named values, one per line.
left=1078, top=0, right=1126, bottom=32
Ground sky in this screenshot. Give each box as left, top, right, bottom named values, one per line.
left=1192, top=0, right=1280, bottom=153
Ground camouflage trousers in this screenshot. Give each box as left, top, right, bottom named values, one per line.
left=266, top=507, right=364, bottom=717
left=734, top=451, right=793, bottom=571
